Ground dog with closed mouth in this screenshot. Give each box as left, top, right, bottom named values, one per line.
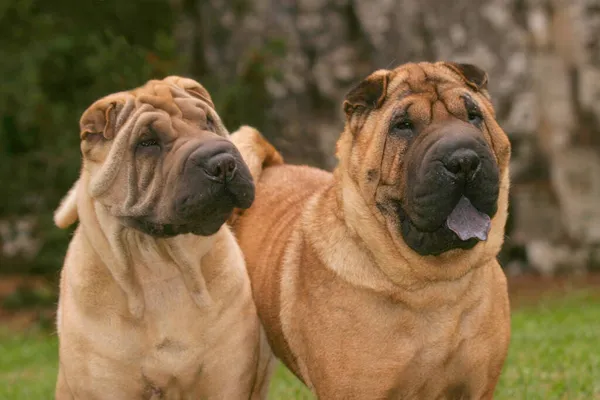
left=230, top=62, right=511, bottom=399
left=53, top=77, right=273, bottom=399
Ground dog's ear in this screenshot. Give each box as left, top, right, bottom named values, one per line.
left=80, top=99, right=124, bottom=141
left=442, top=62, right=489, bottom=92
left=343, top=70, right=391, bottom=117
left=162, top=76, right=215, bottom=108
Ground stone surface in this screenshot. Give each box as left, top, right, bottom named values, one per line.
left=173, top=0, right=600, bottom=274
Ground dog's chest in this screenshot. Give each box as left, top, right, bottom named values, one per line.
left=298, top=284, right=504, bottom=399
left=138, top=274, right=210, bottom=391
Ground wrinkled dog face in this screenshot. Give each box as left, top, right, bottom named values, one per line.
left=342, top=62, right=511, bottom=256
left=80, top=77, right=254, bottom=237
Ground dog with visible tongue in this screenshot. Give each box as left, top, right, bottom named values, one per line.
left=231, top=62, right=511, bottom=399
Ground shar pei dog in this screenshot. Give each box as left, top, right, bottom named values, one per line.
left=53, top=77, right=273, bottom=399
left=230, top=62, right=511, bottom=399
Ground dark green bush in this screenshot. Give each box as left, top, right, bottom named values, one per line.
left=0, top=0, right=180, bottom=274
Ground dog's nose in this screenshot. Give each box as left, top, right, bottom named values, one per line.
left=187, top=141, right=239, bottom=184
left=204, top=153, right=237, bottom=183
left=443, top=148, right=480, bottom=180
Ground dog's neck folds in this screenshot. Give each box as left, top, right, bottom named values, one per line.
left=77, top=188, right=215, bottom=318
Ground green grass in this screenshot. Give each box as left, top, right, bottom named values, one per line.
left=0, top=329, right=59, bottom=399
left=497, top=291, right=600, bottom=399
left=1, top=292, right=598, bottom=399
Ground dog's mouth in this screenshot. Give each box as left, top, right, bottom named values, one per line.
left=396, top=196, right=493, bottom=256
left=119, top=178, right=249, bottom=239
left=445, top=196, right=491, bottom=241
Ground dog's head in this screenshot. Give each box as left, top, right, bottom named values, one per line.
left=59, top=76, right=254, bottom=237
left=338, top=62, right=510, bottom=259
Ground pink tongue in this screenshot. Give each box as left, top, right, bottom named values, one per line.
left=446, top=196, right=491, bottom=241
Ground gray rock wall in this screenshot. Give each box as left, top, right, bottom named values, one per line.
left=173, top=0, right=600, bottom=274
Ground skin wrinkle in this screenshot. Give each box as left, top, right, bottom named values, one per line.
left=164, top=237, right=213, bottom=307
left=89, top=104, right=152, bottom=198
left=350, top=111, right=367, bottom=137
left=130, top=141, right=166, bottom=218
left=350, top=116, right=387, bottom=223
left=89, top=199, right=143, bottom=317
left=395, top=88, right=413, bottom=101
left=174, top=97, right=203, bottom=122
left=437, top=98, right=450, bottom=121
left=125, top=156, right=138, bottom=211
left=131, top=112, right=162, bottom=143
left=127, top=120, right=169, bottom=217
left=115, top=97, right=136, bottom=133
left=481, top=115, right=499, bottom=163
left=377, top=91, right=415, bottom=195
left=374, top=110, right=389, bottom=204
left=132, top=161, right=163, bottom=218
left=168, top=90, right=228, bottom=138
left=138, top=159, right=154, bottom=193
left=137, top=94, right=180, bottom=117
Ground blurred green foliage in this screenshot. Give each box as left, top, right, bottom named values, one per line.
left=2, top=285, right=56, bottom=310
left=1, top=0, right=287, bottom=276
left=209, top=37, right=287, bottom=133
left=0, top=0, right=181, bottom=274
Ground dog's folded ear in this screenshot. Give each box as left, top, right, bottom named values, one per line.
left=442, top=62, right=489, bottom=92
left=343, top=70, right=391, bottom=117
left=80, top=98, right=124, bottom=141
left=162, top=76, right=215, bottom=108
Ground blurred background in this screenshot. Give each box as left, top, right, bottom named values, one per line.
left=1, top=0, right=600, bottom=398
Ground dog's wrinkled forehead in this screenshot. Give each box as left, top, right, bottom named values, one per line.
left=388, top=63, right=489, bottom=102
left=343, top=62, right=491, bottom=120
left=79, top=76, right=227, bottom=141
left=131, top=77, right=214, bottom=120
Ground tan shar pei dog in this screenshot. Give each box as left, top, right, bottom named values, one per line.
left=53, top=77, right=273, bottom=399
left=230, top=62, right=512, bottom=399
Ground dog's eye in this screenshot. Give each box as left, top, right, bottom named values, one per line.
left=136, top=136, right=161, bottom=153
left=136, top=127, right=162, bottom=153
left=391, top=119, right=414, bottom=137
left=463, top=96, right=483, bottom=125
left=138, top=139, right=159, bottom=148
left=467, top=108, right=483, bottom=125
left=206, top=116, right=215, bottom=132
